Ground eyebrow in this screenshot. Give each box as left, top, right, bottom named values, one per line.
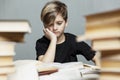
left=56, top=20, right=63, bottom=22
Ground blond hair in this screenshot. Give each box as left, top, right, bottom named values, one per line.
left=41, top=1, right=68, bottom=26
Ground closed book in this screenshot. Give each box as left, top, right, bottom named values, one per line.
left=100, top=70, right=120, bottom=80
left=0, top=20, right=31, bottom=42
left=85, top=24, right=120, bottom=40
left=101, top=60, right=120, bottom=68
left=0, top=74, right=7, bottom=80
left=0, top=56, right=14, bottom=67
left=0, top=51, right=15, bottom=57
left=85, top=9, right=120, bottom=40
left=0, top=65, right=15, bottom=74
left=0, top=41, right=16, bottom=56
left=101, top=50, right=120, bottom=60
left=92, top=38, right=120, bottom=51
left=101, top=50, right=120, bottom=68
left=85, top=9, right=120, bottom=27
left=0, top=42, right=15, bottom=52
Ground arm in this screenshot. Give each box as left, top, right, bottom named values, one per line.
left=76, top=35, right=101, bottom=67
left=92, top=51, right=101, bottom=67
left=38, top=28, right=57, bottom=63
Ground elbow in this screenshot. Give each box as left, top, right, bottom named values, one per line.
left=92, top=52, right=101, bottom=67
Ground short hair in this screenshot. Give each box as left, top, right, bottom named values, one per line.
left=41, top=0, right=68, bottom=26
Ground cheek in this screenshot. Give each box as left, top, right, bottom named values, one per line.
left=48, top=27, right=53, bottom=31
left=60, top=25, right=66, bottom=30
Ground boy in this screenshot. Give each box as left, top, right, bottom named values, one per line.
left=36, top=1, right=100, bottom=66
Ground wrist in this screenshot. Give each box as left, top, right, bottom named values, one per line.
left=51, top=37, right=57, bottom=43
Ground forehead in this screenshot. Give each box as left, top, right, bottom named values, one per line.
left=45, top=14, right=65, bottom=27
left=55, top=14, right=65, bottom=22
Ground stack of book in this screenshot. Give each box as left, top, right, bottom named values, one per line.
left=84, top=9, right=120, bottom=80
left=0, top=20, right=31, bottom=80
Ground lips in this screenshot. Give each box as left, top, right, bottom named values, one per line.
left=54, top=32, right=60, bottom=36
left=53, top=31, right=59, bottom=34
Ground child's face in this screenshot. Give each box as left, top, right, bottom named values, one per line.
left=45, top=14, right=67, bottom=38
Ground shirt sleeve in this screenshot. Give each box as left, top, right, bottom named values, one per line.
left=35, top=39, right=48, bottom=60
left=76, top=41, right=96, bottom=61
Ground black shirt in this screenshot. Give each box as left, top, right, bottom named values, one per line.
left=35, top=33, right=95, bottom=63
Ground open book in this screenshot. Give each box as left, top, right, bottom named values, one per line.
left=7, top=60, right=100, bottom=80
left=37, top=62, right=100, bottom=80
left=37, top=62, right=84, bottom=75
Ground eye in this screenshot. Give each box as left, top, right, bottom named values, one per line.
left=57, top=21, right=63, bottom=25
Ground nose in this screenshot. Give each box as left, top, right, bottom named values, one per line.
left=53, top=24, right=57, bottom=30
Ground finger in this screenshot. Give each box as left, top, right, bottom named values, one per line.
left=45, top=28, right=49, bottom=32
left=43, top=28, right=45, bottom=33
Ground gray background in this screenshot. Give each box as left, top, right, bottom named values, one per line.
left=0, top=0, right=120, bottom=64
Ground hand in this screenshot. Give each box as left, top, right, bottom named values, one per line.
left=43, top=28, right=57, bottom=41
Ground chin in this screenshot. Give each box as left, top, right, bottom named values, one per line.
left=54, top=33, right=59, bottom=37
left=55, top=32, right=63, bottom=38
left=56, top=35, right=60, bottom=38
left=57, top=34, right=63, bottom=38
left=55, top=34, right=59, bottom=37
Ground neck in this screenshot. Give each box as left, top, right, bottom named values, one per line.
left=57, top=33, right=65, bottom=44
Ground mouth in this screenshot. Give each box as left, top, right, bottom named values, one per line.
left=53, top=32, right=60, bottom=36
left=53, top=31, right=59, bottom=34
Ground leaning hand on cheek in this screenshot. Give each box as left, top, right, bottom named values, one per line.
left=43, top=28, right=57, bottom=41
